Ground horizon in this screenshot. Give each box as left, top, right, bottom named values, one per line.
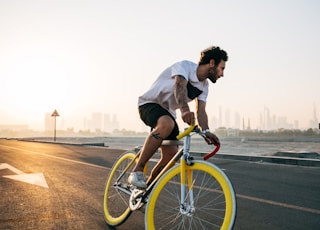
left=1, top=107, right=319, bottom=133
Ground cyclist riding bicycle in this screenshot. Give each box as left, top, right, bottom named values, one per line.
left=128, top=46, right=228, bottom=188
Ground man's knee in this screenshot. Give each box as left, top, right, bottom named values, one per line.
left=154, top=116, right=176, bottom=138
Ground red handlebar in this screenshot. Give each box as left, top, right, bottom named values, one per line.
left=203, top=143, right=220, bottom=160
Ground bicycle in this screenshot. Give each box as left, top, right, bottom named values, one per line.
left=103, top=124, right=236, bottom=229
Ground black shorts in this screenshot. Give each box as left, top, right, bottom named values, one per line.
left=139, top=103, right=179, bottom=140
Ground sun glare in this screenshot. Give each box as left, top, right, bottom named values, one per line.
left=3, top=54, right=71, bottom=122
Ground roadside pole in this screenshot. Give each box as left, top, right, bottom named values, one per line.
left=51, top=109, right=60, bottom=142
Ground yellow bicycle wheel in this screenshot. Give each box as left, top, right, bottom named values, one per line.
left=145, top=160, right=236, bottom=230
left=103, top=152, right=136, bottom=226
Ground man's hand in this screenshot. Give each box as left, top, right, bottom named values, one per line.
left=181, top=111, right=195, bottom=125
left=204, top=131, right=220, bottom=145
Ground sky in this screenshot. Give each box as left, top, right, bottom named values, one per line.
left=0, top=0, right=319, bottom=132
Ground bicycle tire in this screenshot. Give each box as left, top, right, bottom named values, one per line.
left=103, top=152, right=136, bottom=226
left=145, top=160, right=236, bottom=230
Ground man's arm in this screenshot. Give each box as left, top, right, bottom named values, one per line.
left=174, top=75, right=195, bottom=125
left=196, top=99, right=209, bottom=130
left=196, top=99, right=220, bottom=145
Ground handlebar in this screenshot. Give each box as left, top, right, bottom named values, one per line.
left=176, top=124, right=197, bottom=140
left=176, top=124, right=220, bottom=160
left=203, top=143, right=220, bottom=160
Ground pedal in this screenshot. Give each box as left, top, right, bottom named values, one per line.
left=129, top=188, right=145, bottom=211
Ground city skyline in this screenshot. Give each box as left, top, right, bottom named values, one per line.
left=1, top=1, right=319, bottom=133
left=54, top=104, right=320, bottom=132
left=1, top=104, right=319, bottom=138
left=9, top=104, right=319, bottom=133
left=1, top=101, right=319, bottom=132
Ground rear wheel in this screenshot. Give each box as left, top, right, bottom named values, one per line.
left=103, top=152, right=137, bottom=226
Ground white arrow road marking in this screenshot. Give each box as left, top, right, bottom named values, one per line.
left=0, top=163, right=49, bottom=188
left=0, top=163, right=24, bottom=174
left=3, top=173, right=49, bottom=188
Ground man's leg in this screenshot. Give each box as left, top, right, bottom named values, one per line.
left=146, top=144, right=178, bottom=184
left=132, top=115, right=175, bottom=172
left=129, top=115, right=175, bottom=188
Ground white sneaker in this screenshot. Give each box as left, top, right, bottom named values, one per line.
left=128, top=171, right=147, bottom=188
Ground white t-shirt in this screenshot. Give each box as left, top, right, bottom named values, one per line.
left=138, top=60, right=209, bottom=118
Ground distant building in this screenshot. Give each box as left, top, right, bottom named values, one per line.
left=88, top=112, right=102, bottom=132
left=278, top=116, right=293, bottom=129
left=309, top=103, right=319, bottom=129
left=110, top=114, right=120, bottom=132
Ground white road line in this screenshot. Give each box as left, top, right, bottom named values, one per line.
left=0, top=144, right=108, bottom=170
left=236, top=193, right=320, bottom=215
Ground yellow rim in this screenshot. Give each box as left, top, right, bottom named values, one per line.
left=103, top=152, right=135, bottom=226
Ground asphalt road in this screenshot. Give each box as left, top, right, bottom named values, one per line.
left=0, top=139, right=319, bottom=230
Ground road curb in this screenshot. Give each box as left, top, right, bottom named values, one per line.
left=212, top=153, right=320, bottom=167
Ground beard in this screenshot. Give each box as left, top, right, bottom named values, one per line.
left=208, top=67, right=217, bottom=83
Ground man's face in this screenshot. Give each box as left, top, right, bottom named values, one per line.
left=208, top=60, right=226, bottom=83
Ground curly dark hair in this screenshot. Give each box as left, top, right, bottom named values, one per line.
left=198, top=46, right=228, bottom=65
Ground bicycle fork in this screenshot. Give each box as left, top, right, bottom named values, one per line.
left=180, top=135, right=195, bottom=217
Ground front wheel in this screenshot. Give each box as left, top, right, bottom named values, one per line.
left=103, top=151, right=137, bottom=226
left=145, top=161, right=236, bottom=230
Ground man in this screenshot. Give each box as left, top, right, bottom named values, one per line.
left=128, top=46, right=228, bottom=188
